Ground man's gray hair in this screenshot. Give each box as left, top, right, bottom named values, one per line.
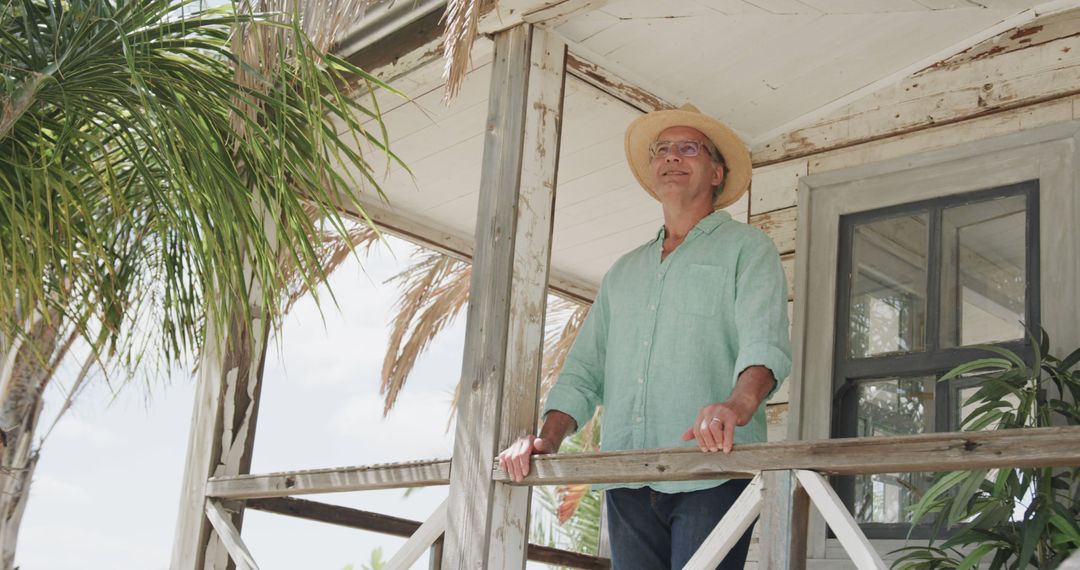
left=705, top=141, right=728, bottom=202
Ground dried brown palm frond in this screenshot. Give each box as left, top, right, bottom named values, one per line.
left=555, top=482, right=590, bottom=524
left=539, top=299, right=589, bottom=407
left=442, top=300, right=594, bottom=434
left=538, top=298, right=601, bottom=445
left=382, top=248, right=592, bottom=422
left=381, top=251, right=472, bottom=415
left=299, top=0, right=373, bottom=52
left=441, top=0, right=496, bottom=100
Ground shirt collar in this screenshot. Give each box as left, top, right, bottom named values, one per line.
left=654, top=209, right=733, bottom=241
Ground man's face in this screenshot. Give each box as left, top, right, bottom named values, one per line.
left=649, top=126, right=724, bottom=208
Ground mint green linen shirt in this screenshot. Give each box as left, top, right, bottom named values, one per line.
left=542, top=210, right=791, bottom=493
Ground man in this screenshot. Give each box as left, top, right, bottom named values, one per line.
left=498, top=104, right=791, bottom=569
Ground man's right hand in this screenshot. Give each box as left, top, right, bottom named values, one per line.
left=498, top=435, right=556, bottom=482
left=498, top=410, right=577, bottom=482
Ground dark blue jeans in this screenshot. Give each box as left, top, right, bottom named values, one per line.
left=605, top=480, right=754, bottom=570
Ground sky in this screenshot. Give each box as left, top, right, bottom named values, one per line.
left=14, top=236, right=511, bottom=569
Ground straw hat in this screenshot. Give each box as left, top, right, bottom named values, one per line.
left=624, top=103, right=751, bottom=210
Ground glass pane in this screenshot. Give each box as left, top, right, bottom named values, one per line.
left=853, top=377, right=935, bottom=525
left=940, top=194, right=1027, bottom=347
left=848, top=214, right=928, bottom=358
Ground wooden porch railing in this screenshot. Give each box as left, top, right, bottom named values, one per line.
left=202, top=425, right=1080, bottom=570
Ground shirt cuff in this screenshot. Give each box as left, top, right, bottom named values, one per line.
left=734, top=343, right=792, bottom=399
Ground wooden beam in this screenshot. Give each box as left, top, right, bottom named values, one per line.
left=442, top=24, right=534, bottom=570
left=337, top=0, right=444, bottom=68
left=444, top=23, right=572, bottom=570
left=683, top=475, right=764, bottom=570
left=758, top=470, right=809, bottom=570
left=387, top=499, right=448, bottom=570
left=208, top=426, right=1080, bottom=500
left=487, top=26, right=568, bottom=570
left=565, top=52, right=674, bottom=114
left=244, top=497, right=611, bottom=569
left=492, top=426, right=1080, bottom=485
left=205, top=459, right=451, bottom=500
left=478, top=0, right=614, bottom=35
left=795, top=470, right=886, bottom=570
left=205, top=500, right=260, bottom=570
left=246, top=497, right=423, bottom=537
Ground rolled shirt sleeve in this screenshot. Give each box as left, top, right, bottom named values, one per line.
left=733, top=231, right=792, bottom=396
left=542, top=280, right=609, bottom=433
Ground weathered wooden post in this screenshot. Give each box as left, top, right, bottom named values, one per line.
left=171, top=206, right=276, bottom=569
left=758, top=470, right=809, bottom=570
left=442, top=23, right=567, bottom=570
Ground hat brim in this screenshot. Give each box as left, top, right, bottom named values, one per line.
left=624, top=109, right=751, bottom=210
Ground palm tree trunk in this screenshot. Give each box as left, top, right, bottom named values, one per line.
left=0, top=310, right=61, bottom=570
left=0, top=71, right=50, bottom=140
left=0, top=400, right=43, bottom=570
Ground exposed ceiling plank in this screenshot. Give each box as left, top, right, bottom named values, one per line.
left=565, top=52, right=674, bottom=113
left=750, top=0, right=1080, bottom=145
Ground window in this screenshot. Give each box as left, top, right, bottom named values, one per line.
left=831, top=181, right=1039, bottom=538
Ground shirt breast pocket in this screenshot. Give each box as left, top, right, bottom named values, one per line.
left=674, top=263, right=727, bottom=317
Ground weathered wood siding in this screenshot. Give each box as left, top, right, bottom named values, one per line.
left=752, top=9, right=1080, bottom=164
left=745, top=8, right=1080, bottom=450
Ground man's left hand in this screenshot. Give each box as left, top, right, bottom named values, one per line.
left=680, top=365, right=776, bottom=453
left=680, top=395, right=757, bottom=453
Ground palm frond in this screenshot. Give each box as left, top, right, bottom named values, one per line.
left=441, top=0, right=494, bottom=100
left=540, top=300, right=589, bottom=408
left=381, top=251, right=471, bottom=415
left=1, top=0, right=403, bottom=380
left=379, top=249, right=594, bottom=426
left=281, top=203, right=382, bottom=315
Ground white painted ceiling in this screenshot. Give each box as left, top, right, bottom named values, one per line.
left=345, top=0, right=1050, bottom=295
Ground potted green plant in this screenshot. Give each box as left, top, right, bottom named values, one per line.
left=891, top=332, right=1080, bottom=569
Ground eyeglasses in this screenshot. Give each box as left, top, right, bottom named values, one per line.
left=649, top=139, right=720, bottom=161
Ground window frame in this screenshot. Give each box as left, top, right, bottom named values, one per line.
left=788, top=119, right=1080, bottom=560
left=829, top=181, right=1040, bottom=538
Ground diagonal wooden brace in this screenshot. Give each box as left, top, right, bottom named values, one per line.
left=386, top=498, right=449, bottom=570
left=683, top=474, right=765, bottom=570
left=205, top=500, right=260, bottom=570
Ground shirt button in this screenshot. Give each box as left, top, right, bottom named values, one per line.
left=642, top=340, right=650, bottom=346
left=635, top=416, right=642, bottom=422
left=638, top=377, right=644, bottom=384
left=649, top=305, right=656, bottom=311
